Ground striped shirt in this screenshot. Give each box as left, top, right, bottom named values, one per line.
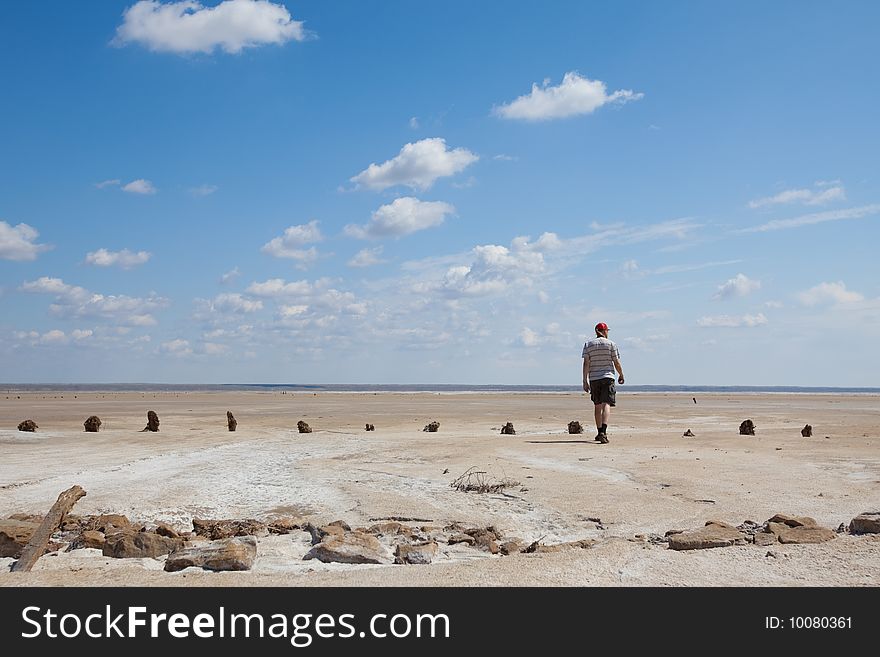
left=582, top=337, right=620, bottom=380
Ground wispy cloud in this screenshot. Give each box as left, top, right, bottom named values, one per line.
left=748, top=184, right=845, bottom=209
left=697, top=313, right=768, bottom=328
left=94, top=179, right=121, bottom=189
left=350, top=138, right=478, bottom=192
left=797, top=281, right=863, bottom=306
left=347, top=246, right=387, bottom=268
left=345, top=197, right=456, bottom=239
left=84, top=248, right=151, bottom=269
left=13, top=329, right=93, bottom=346
left=113, top=0, right=307, bottom=54
left=492, top=71, right=643, bottom=121
left=122, top=179, right=157, bottom=195
left=219, top=267, right=240, bottom=284
left=0, top=221, right=51, bottom=261
left=739, top=203, right=880, bottom=233
left=713, top=273, right=761, bottom=299
left=189, top=184, right=218, bottom=196
left=20, top=276, right=167, bottom=326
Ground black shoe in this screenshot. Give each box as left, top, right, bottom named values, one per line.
left=596, top=432, right=609, bottom=444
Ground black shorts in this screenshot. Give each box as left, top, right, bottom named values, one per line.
left=590, top=378, right=616, bottom=406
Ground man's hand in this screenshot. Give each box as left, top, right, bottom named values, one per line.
left=618, top=375, right=625, bottom=385
left=583, top=381, right=590, bottom=393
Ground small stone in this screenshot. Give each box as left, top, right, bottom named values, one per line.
left=801, top=424, right=812, bottom=437
left=227, top=411, right=237, bottom=432
left=297, top=420, right=312, bottom=433
left=304, top=532, right=393, bottom=565
left=103, top=530, right=183, bottom=558
left=848, top=511, right=880, bottom=534
left=394, top=541, right=438, bottom=565
left=500, top=422, right=516, bottom=435
left=365, top=423, right=375, bottom=431
left=683, top=429, right=695, bottom=437
left=140, top=410, right=160, bottom=432
left=423, top=421, right=440, bottom=432
left=17, top=419, right=38, bottom=432
left=568, top=420, right=584, bottom=434
left=83, top=416, right=102, bottom=432
left=165, top=536, right=257, bottom=572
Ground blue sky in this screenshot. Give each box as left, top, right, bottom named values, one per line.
left=1, top=1, right=878, bottom=385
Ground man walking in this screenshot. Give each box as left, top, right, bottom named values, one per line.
left=582, top=322, right=625, bottom=443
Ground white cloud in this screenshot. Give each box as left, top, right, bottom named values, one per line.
left=764, top=300, right=784, bottom=308
left=122, top=179, right=157, bottom=195
left=202, top=342, right=228, bottom=355
left=740, top=203, right=880, bottom=233
left=20, top=276, right=168, bottom=325
left=493, top=154, right=518, bottom=162
left=189, top=184, right=218, bottom=196
left=197, top=292, right=263, bottom=314
left=345, top=197, right=455, bottom=239
left=261, top=220, right=322, bottom=266
left=85, top=248, right=151, bottom=269
left=219, top=267, right=240, bottom=284
left=159, top=338, right=192, bottom=356
left=347, top=246, right=387, bottom=268
left=492, top=71, right=643, bottom=121
left=621, top=334, right=670, bottom=351
left=409, top=117, right=419, bottom=129
left=94, top=179, right=121, bottom=189
left=697, top=313, right=768, bottom=328
left=278, top=304, right=308, bottom=318
left=246, top=278, right=312, bottom=298
left=0, top=221, right=50, bottom=261
left=748, top=185, right=845, bottom=209
left=350, top=138, right=478, bottom=191
left=71, top=329, right=93, bottom=341
left=13, top=328, right=93, bottom=346
left=713, top=273, right=761, bottom=299
left=797, top=281, right=864, bottom=306
left=518, top=327, right=540, bottom=347
left=113, top=0, right=306, bottom=54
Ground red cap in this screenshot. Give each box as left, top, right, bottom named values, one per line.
left=595, top=322, right=609, bottom=332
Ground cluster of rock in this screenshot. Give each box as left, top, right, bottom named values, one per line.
left=365, top=423, right=375, bottom=431
left=801, top=424, right=812, bottom=437
left=297, top=420, right=312, bottom=433
left=567, top=421, right=583, bottom=434
left=83, top=416, right=101, bottom=432
left=423, top=421, right=440, bottom=432
left=500, top=422, right=516, bottom=435
left=662, top=511, right=880, bottom=551
left=17, top=420, right=38, bottom=432
left=227, top=411, right=237, bottom=432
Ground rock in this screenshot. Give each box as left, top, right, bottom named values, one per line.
left=753, top=532, right=779, bottom=546
left=499, top=540, right=525, bottom=555
left=303, top=522, right=346, bottom=545
left=67, top=529, right=106, bottom=551
left=304, top=532, right=393, bottom=564
left=328, top=520, right=351, bottom=531
left=683, top=429, right=695, bottom=437
left=849, top=511, right=880, bottom=534
left=83, top=416, right=102, bottom=432
left=17, top=419, right=38, bottom=432
left=102, top=530, right=183, bottom=558
left=164, top=536, right=257, bottom=572
left=192, top=518, right=268, bottom=540
left=268, top=517, right=306, bottom=534
left=801, top=424, right=812, bottom=437
left=500, top=422, right=516, bottom=435
left=567, top=420, right=584, bottom=434
left=667, top=521, right=747, bottom=550
left=739, top=419, right=756, bottom=435
left=140, top=410, right=160, bottom=432
left=82, top=514, right=130, bottom=533
left=367, top=521, right=410, bottom=537
left=0, top=519, right=39, bottom=558
left=448, top=533, right=476, bottom=546
left=365, top=423, right=375, bottom=431
left=227, top=411, right=237, bottom=432
left=297, top=420, right=312, bottom=433
left=394, top=541, right=439, bottom=565
left=423, top=421, right=440, bottom=432
left=776, top=526, right=836, bottom=544
left=154, top=522, right=180, bottom=539
left=522, top=539, right=594, bottom=553
left=766, top=514, right=817, bottom=528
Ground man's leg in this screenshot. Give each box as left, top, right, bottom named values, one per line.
left=594, top=403, right=603, bottom=431
left=594, top=403, right=609, bottom=443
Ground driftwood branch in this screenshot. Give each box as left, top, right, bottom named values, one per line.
left=11, top=485, right=86, bottom=572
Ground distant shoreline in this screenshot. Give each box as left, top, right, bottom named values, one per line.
left=1, top=383, right=879, bottom=394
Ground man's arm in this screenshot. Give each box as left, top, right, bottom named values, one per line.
left=613, top=357, right=625, bottom=385
left=582, top=357, right=590, bottom=392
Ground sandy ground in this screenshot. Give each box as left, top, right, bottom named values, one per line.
left=0, top=390, right=878, bottom=586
